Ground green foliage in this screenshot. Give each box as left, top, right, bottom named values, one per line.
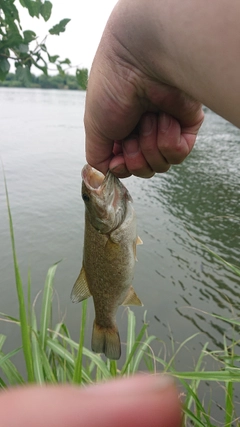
left=3, top=171, right=34, bottom=382
left=76, top=67, right=88, bottom=89
left=0, top=69, right=88, bottom=89
left=0, top=0, right=72, bottom=81
left=49, top=18, right=70, bottom=35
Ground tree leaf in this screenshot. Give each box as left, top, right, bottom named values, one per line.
left=57, top=64, right=65, bottom=77
left=17, top=43, right=29, bottom=53
left=49, top=18, right=71, bottom=35
left=0, top=1, right=72, bottom=80
left=60, top=58, right=71, bottom=65
left=19, top=0, right=27, bottom=7
left=0, top=59, right=10, bottom=81
left=76, top=68, right=88, bottom=90
left=32, top=59, right=48, bottom=75
left=39, top=43, right=47, bottom=52
left=40, top=1, right=52, bottom=22
left=15, top=65, right=32, bottom=86
left=1, top=0, right=20, bottom=23
left=21, top=0, right=41, bottom=18
left=48, top=54, right=59, bottom=63
left=23, top=30, right=36, bottom=43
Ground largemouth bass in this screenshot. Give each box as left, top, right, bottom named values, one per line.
left=71, top=164, right=143, bottom=360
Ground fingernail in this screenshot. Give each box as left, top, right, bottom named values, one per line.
left=160, top=113, right=171, bottom=132
left=110, top=156, right=130, bottom=177
left=123, top=138, right=139, bottom=156
left=140, top=114, right=154, bottom=136
left=110, top=164, right=130, bottom=177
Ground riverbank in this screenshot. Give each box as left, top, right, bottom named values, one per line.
left=0, top=70, right=88, bottom=90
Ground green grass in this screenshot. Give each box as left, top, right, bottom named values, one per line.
left=1, top=177, right=240, bottom=426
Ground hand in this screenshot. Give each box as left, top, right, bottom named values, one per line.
left=0, top=375, right=181, bottom=427
left=84, top=0, right=204, bottom=178
left=84, top=0, right=240, bottom=178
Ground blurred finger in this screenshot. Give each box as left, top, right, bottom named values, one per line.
left=0, top=375, right=182, bottom=427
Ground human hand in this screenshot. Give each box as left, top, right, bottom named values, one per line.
left=84, top=0, right=204, bottom=178
left=0, top=375, right=181, bottom=427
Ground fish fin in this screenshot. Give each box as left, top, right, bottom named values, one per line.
left=134, top=236, right=143, bottom=261
left=122, top=286, right=143, bottom=306
left=92, top=320, right=121, bottom=360
left=71, top=267, right=91, bottom=303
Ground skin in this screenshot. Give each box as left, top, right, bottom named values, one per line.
left=3, top=0, right=240, bottom=425
left=84, top=0, right=240, bottom=178
left=0, top=375, right=181, bottom=427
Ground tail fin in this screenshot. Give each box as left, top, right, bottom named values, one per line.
left=92, top=320, right=121, bottom=360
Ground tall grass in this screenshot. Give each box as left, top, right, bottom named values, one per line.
left=1, top=177, right=240, bottom=426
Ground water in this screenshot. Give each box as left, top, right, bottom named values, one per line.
left=0, top=88, right=239, bottom=419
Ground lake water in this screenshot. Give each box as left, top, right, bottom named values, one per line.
left=0, top=88, right=239, bottom=420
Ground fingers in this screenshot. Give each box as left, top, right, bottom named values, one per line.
left=0, top=375, right=182, bottom=427
left=109, top=111, right=203, bottom=178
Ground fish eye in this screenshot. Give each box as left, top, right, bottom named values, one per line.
left=82, top=193, right=90, bottom=202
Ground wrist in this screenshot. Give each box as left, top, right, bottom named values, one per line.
left=104, top=0, right=172, bottom=84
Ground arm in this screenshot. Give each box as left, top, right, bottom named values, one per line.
left=84, top=0, right=240, bottom=177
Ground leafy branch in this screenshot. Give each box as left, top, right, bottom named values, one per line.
left=0, top=0, right=87, bottom=87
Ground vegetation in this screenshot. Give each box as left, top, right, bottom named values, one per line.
left=1, top=174, right=240, bottom=426
left=0, top=69, right=88, bottom=89
left=0, top=0, right=86, bottom=87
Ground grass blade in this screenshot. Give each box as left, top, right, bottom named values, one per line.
left=73, top=299, right=88, bottom=384
left=31, top=310, right=44, bottom=384
left=173, top=370, right=240, bottom=382
left=3, top=172, right=34, bottom=382
left=0, top=335, right=7, bottom=351
left=121, top=321, right=149, bottom=375
left=126, top=308, right=136, bottom=374
left=0, top=350, right=25, bottom=385
left=0, top=347, right=22, bottom=370
left=40, top=261, right=60, bottom=349
left=183, top=407, right=207, bottom=427
left=50, top=333, right=111, bottom=380
left=184, top=342, right=208, bottom=413
left=0, top=377, right=7, bottom=388
left=132, top=335, right=156, bottom=372
left=110, top=360, right=117, bottom=377
left=47, top=337, right=92, bottom=383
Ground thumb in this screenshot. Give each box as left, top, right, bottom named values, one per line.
left=0, top=375, right=182, bottom=427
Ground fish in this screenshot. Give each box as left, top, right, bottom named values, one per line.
left=71, top=164, right=143, bottom=360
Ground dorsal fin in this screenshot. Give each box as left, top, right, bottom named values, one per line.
left=71, top=266, right=91, bottom=303
left=122, top=286, right=143, bottom=306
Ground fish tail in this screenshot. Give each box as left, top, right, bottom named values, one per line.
left=92, top=320, right=121, bottom=360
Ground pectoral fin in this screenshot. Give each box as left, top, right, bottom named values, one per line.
left=134, top=236, right=143, bottom=261
left=71, top=266, right=91, bottom=303
left=122, top=286, right=143, bottom=306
